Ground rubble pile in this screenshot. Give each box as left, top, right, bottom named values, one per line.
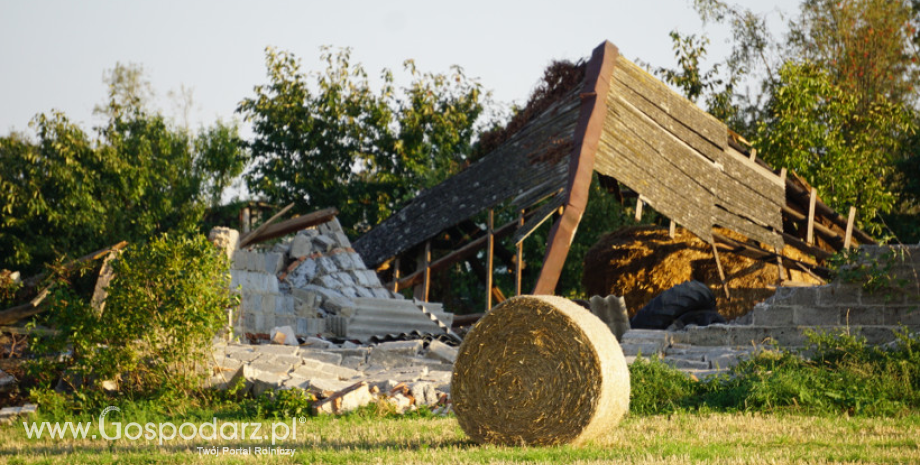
left=209, top=338, right=457, bottom=415
left=229, top=218, right=453, bottom=341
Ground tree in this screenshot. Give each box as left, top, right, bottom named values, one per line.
left=0, top=63, right=247, bottom=274
left=238, top=46, right=487, bottom=235
left=662, top=0, right=919, bottom=236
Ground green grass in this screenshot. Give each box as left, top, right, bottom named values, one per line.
left=1, top=411, right=918, bottom=464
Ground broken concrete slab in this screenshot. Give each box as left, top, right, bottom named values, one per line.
left=313, top=382, right=374, bottom=415
left=375, top=340, right=423, bottom=356
left=270, top=326, right=298, bottom=346
left=0, top=369, right=16, bottom=393
left=425, top=340, right=457, bottom=364
left=290, top=234, right=313, bottom=259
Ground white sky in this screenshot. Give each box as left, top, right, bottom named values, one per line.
left=0, top=0, right=800, bottom=136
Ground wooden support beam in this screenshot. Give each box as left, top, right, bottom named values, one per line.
left=239, top=202, right=294, bottom=248
left=534, top=41, right=618, bottom=295
left=710, top=241, right=731, bottom=300
left=668, top=220, right=676, bottom=238
left=415, top=241, right=431, bottom=302
left=785, top=179, right=875, bottom=245
left=392, top=257, right=400, bottom=293
left=239, top=207, right=338, bottom=246
left=806, top=188, right=817, bottom=245
left=516, top=210, right=524, bottom=296
left=0, top=286, right=51, bottom=326
left=22, top=241, right=129, bottom=289
left=713, top=232, right=832, bottom=279
left=486, top=210, right=494, bottom=311
left=781, top=204, right=846, bottom=246
left=844, top=206, right=857, bottom=250
left=634, top=196, right=644, bottom=222
left=390, top=219, right=519, bottom=291
left=773, top=246, right=786, bottom=285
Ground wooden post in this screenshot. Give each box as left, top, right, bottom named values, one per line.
left=516, top=209, right=524, bottom=296
left=414, top=242, right=431, bottom=302
left=635, top=196, right=644, bottom=222
left=749, top=148, right=757, bottom=161
left=773, top=246, right=786, bottom=285
left=806, top=188, right=817, bottom=245
left=486, top=209, right=494, bottom=311
left=844, top=206, right=857, bottom=250
left=668, top=220, right=676, bottom=238
left=241, top=207, right=251, bottom=234
left=392, top=257, right=401, bottom=293
left=711, top=242, right=731, bottom=300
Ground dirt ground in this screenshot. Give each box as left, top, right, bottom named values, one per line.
left=583, top=226, right=823, bottom=321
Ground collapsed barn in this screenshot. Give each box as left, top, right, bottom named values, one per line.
left=354, top=40, right=873, bottom=315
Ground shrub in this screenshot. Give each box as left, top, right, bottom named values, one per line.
left=28, top=233, right=236, bottom=397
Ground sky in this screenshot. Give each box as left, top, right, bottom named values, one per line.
left=0, top=0, right=801, bottom=137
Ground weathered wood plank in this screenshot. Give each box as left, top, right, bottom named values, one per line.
left=607, top=94, right=719, bottom=192
left=614, top=56, right=726, bottom=149
left=355, top=82, right=585, bottom=267
left=596, top=137, right=713, bottom=240
left=713, top=207, right=784, bottom=250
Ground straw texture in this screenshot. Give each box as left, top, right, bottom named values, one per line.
left=452, top=295, right=630, bottom=446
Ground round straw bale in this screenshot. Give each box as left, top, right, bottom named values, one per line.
left=452, top=295, right=630, bottom=446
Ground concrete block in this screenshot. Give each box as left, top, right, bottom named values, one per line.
left=409, top=381, right=439, bottom=407
left=793, top=307, right=839, bottom=326
left=663, top=357, right=710, bottom=370
left=296, top=317, right=325, bottom=335
left=334, top=232, right=352, bottom=249
left=686, top=325, right=731, bottom=346
left=313, top=382, right=374, bottom=415
left=354, top=286, right=374, bottom=298
left=326, top=316, right=348, bottom=337
left=331, top=252, right=355, bottom=272
left=351, top=254, right=370, bottom=272
left=260, top=294, right=277, bottom=314
left=818, top=284, right=861, bottom=307
left=227, top=349, right=261, bottom=362
left=375, top=340, right=423, bottom=356
left=316, top=274, right=339, bottom=289
left=340, top=356, right=366, bottom=370
left=286, top=258, right=318, bottom=288
left=751, top=304, right=794, bottom=326
left=231, top=250, right=248, bottom=270
left=298, top=350, right=343, bottom=366
left=334, top=272, right=356, bottom=287
left=840, top=307, right=885, bottom=326
left=254, top=344, right=300, bottom=356
left=372, top=288, right=392, bottom=299
left=263, top=253, right=286, bottom=275
left=209, top=227, right=240, bottom=261
left=425, top=340, right=457, bottom=364
left=306, top=378, right=355, bottom=394
left=340, top=287, right=358, bottom=299
left=249, top=359, right=296, bottom=375
left=889, top=306, right=920, bottom=325
left=302, top=336, right=334, bottom=349
left=367, top=350, right=422, bottom=370
left=858, top=326, right=900, bottom=345
left=251, top=373, right=287, bottom=397
left=313, top=235, right=337, bottom=253
left=0, top=369, right=17, bottom=393
left=270, top=326, right=299, bottom=346
left=620, top=343, right=665, bottom=357
left=290, top=234, right=313, bottom=259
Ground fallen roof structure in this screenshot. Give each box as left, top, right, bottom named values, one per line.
left=354, top=40, right=873, bottom=301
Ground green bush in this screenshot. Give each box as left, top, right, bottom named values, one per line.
left=28, top=233, right=236, bottom=397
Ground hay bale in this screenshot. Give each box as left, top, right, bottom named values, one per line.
left=452, top=295, right=630, bottom=446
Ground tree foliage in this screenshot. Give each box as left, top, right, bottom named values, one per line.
left=238, top=47, right=487, bottom=235
left=0, top=63, right=247, bottom=274
left=661, top=0, right=919, bottom=237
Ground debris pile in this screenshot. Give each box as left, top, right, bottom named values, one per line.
left=228, top=217, right=454, bottom=342
left=209, top=337, right=457, bottom=415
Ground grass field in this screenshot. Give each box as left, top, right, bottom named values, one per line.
left=2, top=411, right=918, bottom=464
